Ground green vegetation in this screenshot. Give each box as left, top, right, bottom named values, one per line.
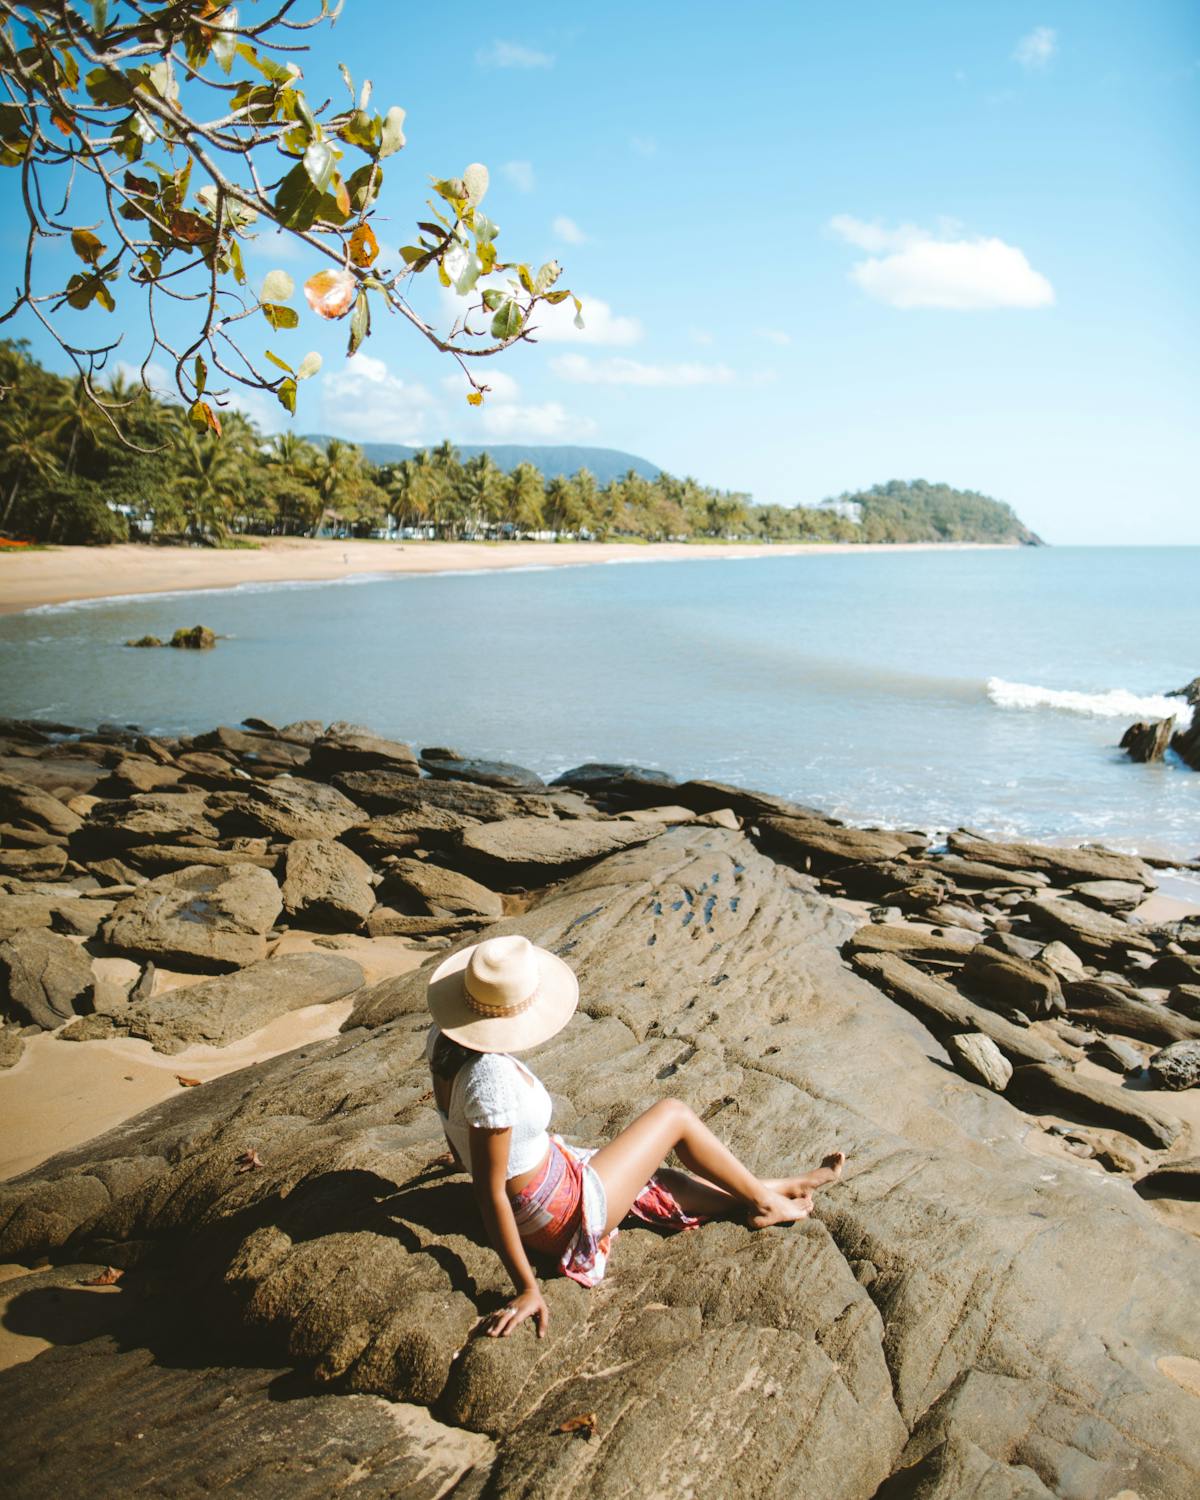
left=0, top=342, right=1040, bottom=547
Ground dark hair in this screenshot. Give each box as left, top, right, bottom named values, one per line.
left=428, top=1029, right=480, bottom=1083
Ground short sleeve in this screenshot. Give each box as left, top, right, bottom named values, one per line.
left=457, top=1052, right=523, bottom=1130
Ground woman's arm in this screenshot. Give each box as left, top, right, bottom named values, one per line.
left=468, top=1125, right=549, bottom=1339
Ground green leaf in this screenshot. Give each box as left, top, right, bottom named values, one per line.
left=340, top=109, right=379, bottom=152
left=261, top=303, right=299, bottom=330
left=490, top=298, right=524, bottom=340
left=481, top=288, right=507, bottom=312
left=462, top=162, right=489, bottom=206
left=399, top=245, right=425, bottom=265
left=212, top=9, right=239, bottom=74
left=296, top=351, right=322, bottom=381
left=303, top=140, right=337, bottom=195
left=92, top=0, right=108, bottom=31
left=346, top=163, right=382, bottom=212
left=274, top=162, right=322, bottom=231
left=535, top=260, right=562, bottom=294
left=84, top=67, right=130, bottom=107
left=70, top=229, right=105, bottom=265
left=542, top=288, right=571, bottom=304
left=194, top=355, right=207, bottom=395
left=264, top=350, right=294, bottom=375
left=379, top=105, right=406, bottom=157
left=228, top=238, right=246, bottom=285
left=277, top=378, right=298, bottom=415
left=348, top=289, right=370, bottom=356
left=260, top=269, right=294, bottom=303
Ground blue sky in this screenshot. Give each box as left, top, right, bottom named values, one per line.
left=5, top=2, right=1198, bottom=542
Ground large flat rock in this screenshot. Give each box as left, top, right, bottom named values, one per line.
left=3, top=828, right=1198, bottom=1497
left=452, top=815, right=660, bottom=888
left=101, top=862, right=283, bottom=971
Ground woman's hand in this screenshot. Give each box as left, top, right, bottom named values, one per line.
left=482, top=1285, right=549, bottom=1339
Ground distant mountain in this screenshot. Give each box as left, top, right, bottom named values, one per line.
left=304, top=439, right=661, bottom=486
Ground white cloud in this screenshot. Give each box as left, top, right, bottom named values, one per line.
left=1014, top=26, right=1057, bottom=70
left=552, top=215, right=587, bottom=245
left=479, top=401, right=595, bottom=440
left=321, top=354, right=436, bottom=443
left=756, top=328, right=792, bottom=347
left=442, top=369, right=521, bottom=403
left=245, top=227, right=304, bottom=262
left=551, top=354, right=734, bottom=387
left=502, top=160, right=535, bottom=194
left=829, top=216, right=1054, bottom=310
left=476, top=40, right=553, bottom=69
left=530, top=293, right=643, bottom=345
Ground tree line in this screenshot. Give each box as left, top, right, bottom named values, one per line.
left=0, top=342, right=1036, bottom=548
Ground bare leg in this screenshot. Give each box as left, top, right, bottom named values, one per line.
left=649, top=1154, right=845, bottom=1220
left=588, top=1098, right=832, bottom=1234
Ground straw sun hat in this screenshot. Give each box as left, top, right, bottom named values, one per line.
left=425, top=934, right=579, bottom=1053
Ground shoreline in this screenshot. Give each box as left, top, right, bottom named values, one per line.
left=0, top=537, right=1020, bottom=615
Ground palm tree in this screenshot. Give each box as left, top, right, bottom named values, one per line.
left=265, top=432, right=321, bottom=534
left=504, top=462, right=545, bottom=534
left=171, top=423, right=246, bottom=538
left=0, top=405, right=62, bottom=532
left=456, top=451, right=504, bottom=537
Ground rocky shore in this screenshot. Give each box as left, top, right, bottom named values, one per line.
left=1, top=715, right=1199, bottom=1497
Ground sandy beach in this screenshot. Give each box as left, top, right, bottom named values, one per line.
left=0, top=537, right=1018, bottom=615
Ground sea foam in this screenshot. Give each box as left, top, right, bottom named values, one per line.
left=986, top=677, right=1191, bottom=725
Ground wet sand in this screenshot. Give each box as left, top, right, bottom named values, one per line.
left=0, top=537, right=1018, bottom=615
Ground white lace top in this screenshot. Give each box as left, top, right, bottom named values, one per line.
left=425, top=1025, right=553, bottom=1178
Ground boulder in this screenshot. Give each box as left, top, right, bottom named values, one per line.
left=0, top=844, right=68, bottom=879
left=946, top=1032, right=1012, bottom=1092
left=452, top=817, right=659, bottom=889
left=550, top=762, right=679, bottom=809
left=1038, top=940, right=1085, bottom=979
left=125, top=844, right=278, bottom=875
left=1119, top=717, right=1174, bottom=763
left=981, top=931, right=1042, bottom=962
left=946, top=831, right=1154, bottom=888
left=1147, top=952, right=1200, bottom=987
left=1068, top=878, right=1145, bottom=911
left=0, top=890, right=107, bottom=941
left=1167, top=675, right=1200, bottom=705
left=365, top=909, right=489, bottom=939
left=1015, top=895, right=1156, bottom=963
left=759, top=815, right=927, bottom=874
left=73, top=792, right=220, bottom=854
left=1147, top=1039, right=1200, bottom=1091
left=169, top=625, right=216, bottom=649
left=1169, top=711, right=1200, bottom=771
left=1086, top=1036, right=1143, bottom=1074
left=307, top=730, right=420, bottom=777
left=0, top=772, right=83, bottom=836
left=961, top=946, right=1064, bottom=1020
left=674, top=779, right=826, bottom=821
left=1007, top=1062, right=1182, bottom=1149
left=332, top=771, right=553, bottom=821
left=1135, top=1158, right=1200, bottom=1201
left=125, top=635, right=163, bottom=647
left=0, top=928, right=94, bottom=1029
left=209, top=778, right=361, bottom=841
left=1063, top=979, right=1200, bottom=1046
left=0, top=1023, right=23, bottom=1068
left=281, top=839, right=375, bottom=930
left=1168, top=984, right=1200, bottom=1018
left=4, top=827, right=1198, bottom=1497
left=844, top=924, right=980, bottom=964
left=380, top=859, right=502, bottom=920
left=420, top=753, right=545, bottom=791
left=101, top=863, right=283, bottom=971
left=62, top=952, right=364, bottom=1053
left=340, top=807, right=480, bottom=861
left=923, top=854, right=1048, bottom=890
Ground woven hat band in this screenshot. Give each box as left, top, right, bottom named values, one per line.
left=463, top=980, right=540, bottom=1018
left=460, top=935, right=541, bottom=1018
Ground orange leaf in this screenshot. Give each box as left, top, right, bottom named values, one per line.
left=170, top=210, right=214, bottom=246
left=348, top=222, right=379, bottom=268
left=554, top=1413, right=597, bottom=1438
left=78, top=1265, right=123, bottom=1286
left=176, top=1073, right=202, bottom=1087
left=304, top=268, right=357, bottom=320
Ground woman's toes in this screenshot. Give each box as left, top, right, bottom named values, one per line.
left=821, top=1150, right=846, bottom=1179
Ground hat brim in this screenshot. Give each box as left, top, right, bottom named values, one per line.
left=425, top=941, right=579, bottom=1053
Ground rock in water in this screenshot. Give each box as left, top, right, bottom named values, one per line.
left=61, top=952, right=364, bottom=1053
left=947, top=1032, right=1013, bottom=1091
left=101, top=862, right=283, bottom=971
left=1147, top=1040, right=1200, bottom=1091
left=420, top=752, right=545, bottom=791
left=169, top=625, right=216, bottom=650
left=2, top=827, right=1199, bottom=1498
left=281, top=839, right=375, bottom=930
left=308, top=729, right=421, bottom=777
left=1119, top=717, right=1174, bottom=763
left=947, top=831, right=1154, bottom=888
left=1170, top=710, right=1200, bottom=770
left=0, top=928, right=94, bottom=1029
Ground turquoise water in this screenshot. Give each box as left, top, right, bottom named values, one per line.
left=1, top=546, right=1197, bottom=859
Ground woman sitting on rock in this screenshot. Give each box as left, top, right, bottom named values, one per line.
left=425, top=934, right=845, bottom=1339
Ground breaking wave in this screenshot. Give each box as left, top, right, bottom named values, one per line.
left=986, top=677, right=1191, bottom=725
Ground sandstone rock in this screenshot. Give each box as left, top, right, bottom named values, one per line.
left=74, top=792, right=220, bottom=853
left=2, top=827, right=1196, bottom=1497
left=1169, top=711, right=1200, bottom=771
left=102, top=863, right=283, bottom=971
left=947, top=1032, right=1012, bottom=1091
left=421, top=753, right=545, bottom=791
left=63, top=952, right=364, bottom=1053
left=1147, top=1039, right=1200, bottom=1091
left=277, top=719, right=324, bottom=744
left=550, top=762, right=679, bottom=809
left=1086, top=1035, right=1143, bottom=1073
left=453, top=817, right=659, bottom=889
left=239, top=738, right=311, bottom=772
left=675, top=778, right=826, bottom=821
left=0, top=928, right=94, bottom=1029
left=1069, top=878, right=1145, bottom=912
left=962, top=946, right=1064, bottom=1019
left=281, top=839, right=375, bottom=930
left=0, top=844, right=67, bottom=879
left=340, top=807, right=479, bottom=861
left=924, top=854, right=1049, bottom=890
left=210, top=777, right=361, bottom=841
left=332, top=771, right=553, bottom=821
left=125, top=634, right=163, bottom=647
left=612, top=804, right=698, bottom=825
left=98, top=758, right=184, bottom=795
left=982, top=931, right=1043, bottom=962
left=0, top=1023, right=23, bottom=1068
left=1167, top=675, right=1200, bottom=705
left=364, top=909, right=487, bottom=939
left=1007, top=1062, right=1182, bottom=1148
left=169, top=625, right=216, bottom=649
left=1147, top=952, right=1200, bottom=987
left=1038, top=940, right=1085, bottom=979
left=697, top=807, right=740, bottom=830
left=0, top=890, right=107, bottom=940
left=1063, top=979, right=1200, bottom=1045
left=844, top=923, right=980, bottom=963
left=1119, top=717, right=1174, bottom=763
left=1015, top=895, right=1156, bottom=963
left=308, top=730, right=421, bottom=777
left=380, top=859, right=502, bottom=919
left=759, top=815, right=927, bottom=873
left=125, top=844, right=278, bottom=875
left=947, top=831, right=1154, bottom=888
left=1135, top=1158, right=1200, bottom=1200
left=0, top=772, right=83, bottom=836
left=1168, top=984, right=1200, bottom=1018
left=922, top=903, right=987, bottom=932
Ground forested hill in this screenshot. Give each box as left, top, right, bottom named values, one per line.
left=822, top=479, right=1042, bottom=545
left=304, top=439, right=661, bottom=486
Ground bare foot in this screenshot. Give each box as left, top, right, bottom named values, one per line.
left=765, top=1151, right=846, bottom=1202
left=748, top=1189, right=813, bottom=1229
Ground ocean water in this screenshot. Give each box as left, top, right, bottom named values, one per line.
left=1, top=546, right=1197, bottom=861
